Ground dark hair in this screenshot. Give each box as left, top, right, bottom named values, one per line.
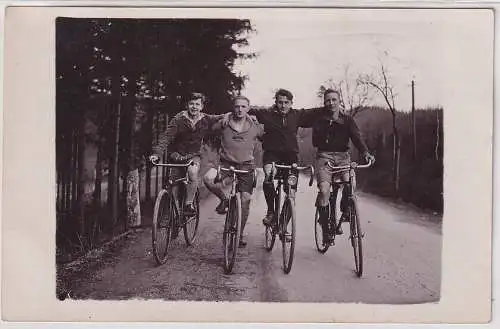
left=187, top=92, right=206, bottom=104
left=323, top=88, right=340, bottom=99
left=274, top=88, right=294, bottom=101
left=233, top=95, right=250, bottom=105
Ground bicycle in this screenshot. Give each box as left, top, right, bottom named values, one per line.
left=215, top=165, right=256, bottom=274
left=314, top=159, right=373, bottom=277
left=150, top=159, right=200, bottom=265
left=264, top=162, right=314, bottom=274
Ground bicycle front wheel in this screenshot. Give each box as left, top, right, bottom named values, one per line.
left=152, top=189, right=173, bottom=265
left=349, top=197, right=363, bottom=277
left=281, top=198, right=296, bottom=274
left=183, top=189, right=200, bottom=245
left=314, top=206, right=329, bottom=253
left=223, top=194, right=241, bottom=274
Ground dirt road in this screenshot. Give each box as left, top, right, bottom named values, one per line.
left=59, top=176, right=442, bottom=303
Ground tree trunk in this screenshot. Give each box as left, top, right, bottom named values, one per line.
left=126, top=168, right=141, bottom=227
left=123, top=71, right=142, bottom=228
left=395, top=133, right=401, bottom=195
left=109, top=93, right=121, bottom=233
left=77, top=121, right=86, bottom=238
left=94, top=144, right=102, bottom=207
left=144, top=104, right=153, bottom=204
left=435, top=111, right=440, bottom=161
left=392, top=113, right=400, bottom=195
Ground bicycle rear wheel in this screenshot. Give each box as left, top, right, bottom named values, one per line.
left=183, top=189, right=200, bottom=245
left=152, top=189, right=173, bottom=265
left=223, top=194, right=241, bottom=274
left=349, top=197, right=363, bottom=277
left=281, top=198, right=296, bottom=274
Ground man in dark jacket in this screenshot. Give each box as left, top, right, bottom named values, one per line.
left=313, top=89, right=375, bottom=240
left=248, top=89, right=321, bottom=225
left=149, top=92, right=227, bottom=216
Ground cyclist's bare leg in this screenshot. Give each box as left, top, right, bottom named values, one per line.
left=185, top=161, right=200, bottom=205
left=262, top=163, right=276, bottom=225
left=317, top=181, right=334, bottom=239
left=239, top=191, right=252, bottom=247
left=203, top=168, right=229, bottom=214
left=318, top=181, right=331, bottom=207
left=203, top=168, right=227, bottom=200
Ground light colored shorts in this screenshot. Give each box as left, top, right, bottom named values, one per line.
left=316, top=151, right=352, bottom=186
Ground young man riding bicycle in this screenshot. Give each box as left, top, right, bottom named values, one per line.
left=313, top=89, right=375, bottom=242
left=246, top=89, right=322, bottom=227
left=149, top=92, right=227, bottom=216
left=203, top=95, right=264, bottom=248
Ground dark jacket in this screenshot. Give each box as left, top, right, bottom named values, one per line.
left=311, top=109, right=368, bottom=155
left=248, top=106, right=320, bottom=153
left=152, top=111, right=223, bottom=157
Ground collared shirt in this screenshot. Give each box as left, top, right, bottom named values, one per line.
left=212, top=114, right=264, bottom=165
left=153, top=110, right=224, bottom=156
left=311, top=108, right=368, bottom=155
left=248, top=105, right=322, bottom=153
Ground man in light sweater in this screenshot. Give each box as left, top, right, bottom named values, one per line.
left=203, top=95, right=264, bottom=247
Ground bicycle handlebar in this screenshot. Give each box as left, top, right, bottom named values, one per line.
left=326, top=159, right=374, bottom=171
left=271, top=162, right=315, bottom=187
left=150, top=159, right=195, bottom=168
left=217, top=165, right=252, bottom=175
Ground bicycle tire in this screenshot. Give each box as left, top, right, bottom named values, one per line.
left=349, top=197, right=363, bottom=277
left=152, top=189, right=173, bottom=265
left=281, top=198, right=296, bottom=274
left=264, top=223, right=276, bottom=251
left=333, top=184, right=344, bottom=227
left=223, top=194, right=241, bottom=274
left=264, top=191, right=279, bottom=251
left=314, top=207, right=329, bottom=253
left=183, top=189, right=200, bottom=246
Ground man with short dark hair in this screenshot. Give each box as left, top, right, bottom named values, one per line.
left=313, top=88, right=375, bottom=240
left=150, top=92, right=227, bottom=216
left=246, top=89, right=321, bottom=226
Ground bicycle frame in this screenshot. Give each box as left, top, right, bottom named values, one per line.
left=217, top=165, right=254, bottom=274
left=323, top=159, right=373, bottom=240
left=151, top=159, right=195, bottom=233
left=270, top=162, right=314, bottom=219
left=216, top=165, right=256, bottom=198
left=325, top=159, right=373, bottom=201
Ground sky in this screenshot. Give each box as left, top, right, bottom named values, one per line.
left=232, top=11, right=453, bottom=111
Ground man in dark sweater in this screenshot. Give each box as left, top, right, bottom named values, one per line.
left=247, top=89, right=322, bottom=226
left=313, top=89, right=375, bottom=240
left=149, top=92, right=227, bottom=216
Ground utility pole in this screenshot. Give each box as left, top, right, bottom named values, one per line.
left=411, top=80, right=417, bottom=160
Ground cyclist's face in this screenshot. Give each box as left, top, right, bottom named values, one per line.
left=324, top=92, right=340, bottom=112
left=187, top=98, right=203, bottom=116
left=275, top=95, right=292, bottom=113
left=233, top=99, right=250, bottom=118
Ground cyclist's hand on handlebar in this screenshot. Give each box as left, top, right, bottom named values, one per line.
left=170, top=152, right=183, bottom=162
left=149, top=154, right=160, bottom=164
left=364, top=152, right=375, bottom=164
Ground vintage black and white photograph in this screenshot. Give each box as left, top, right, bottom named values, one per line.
left=2, top=3, right=493, bottom=322
left=53, top=11, right=449, bottom=305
